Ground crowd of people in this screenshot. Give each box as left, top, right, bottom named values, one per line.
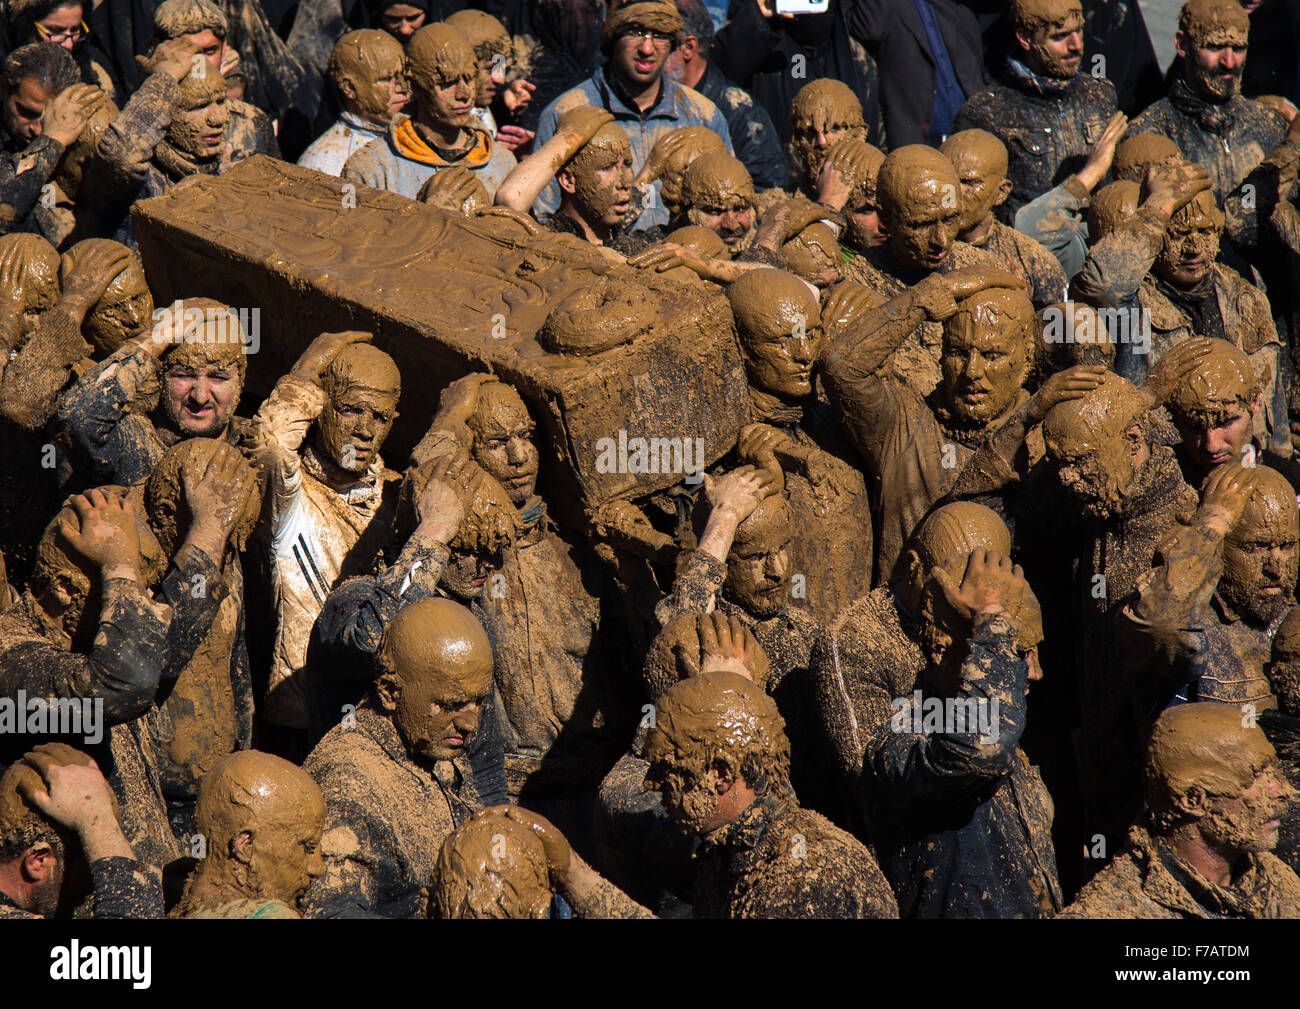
left=1, top=0, right=1300, bottom=920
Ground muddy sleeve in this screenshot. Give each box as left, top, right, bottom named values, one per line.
left=1224, top=138, right=1300, bottom=250
left=821, top=290, right=928, bottom=383
left=565, top=870, right=656, bottom=919
left=1013, top=176, right=1091, bottom=279
left=867, top=613, right=1028, bottom=801
left=0, top=579, right=169, bottom=723
left=821, top=363, right=909, bottom=474
left=653, top=549, right=727, bottom=624
left=1240, top=316, right=1291, bottom=459
left=89, top=856, right=165, bottom=919
left=1071, top=209, right=1164, bottom=309
left=0, top=135, right=65, bottom=231
left=320, top=537, right=450, bottom=659
left=946, top=400, right=1033, bottom=500
left=155, top=544, right=229, bottom=683
left=96, top=72, right=179, bottom=190
left=250, top=373, right=324, bottom=525
left=56, top=342, right=161, bottom=476
left=0, top=307, right=90, bottom=431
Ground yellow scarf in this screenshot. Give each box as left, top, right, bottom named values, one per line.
left=392, top=116, right=493, bottom=168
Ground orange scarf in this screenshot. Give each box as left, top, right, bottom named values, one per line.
left=392, top=116, right=493, bottom=168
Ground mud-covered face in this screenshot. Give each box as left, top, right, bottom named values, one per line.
left=392, top=659, right=492, bottom=764
left=738, top=298, right=824, bottom=398
left=162, top=362, right=241, bottom=437
left=250, top=800, right=325, bottom=905
left=472, top=45, right=509, bottom=106
left=844, top=189, right=882, bottom=249
left=346, top=46, right=410, bottom=124
left=792, top=118, right=864, bottom=183
left=1220, top=510, right=1299, bottom=626
left=885, top=176, right=959, bottom=271
left=950, top=150, right=1006, bottom=234
left=1019, top=8, right=1084, bottom=79
left=565, top=129, right=636, bottom=227
left=440, top=548, right=499, bottom=601
left=725, top=503, right=793, bottom=618
left=1178, top=403, right=1255, bottom=472
left=318, top=387, right=398, bottom=475
left=1180, top=29, right=1248, bottom=100
left=1155, top=199, right=1222, bottom=287
left=1052, top=425, right=1145, bottom=521
left=687, top=192, right=754, bottom=249
left=468, top=388, right=539, bottom=506
left=84, top=267, right=153, bottom=356
left=941, top=311, right=1028, bottom=424
left=418, top=69, right=475, bottom=130
left=167, top=75, right=231, bottom=160
left=644, top=746, right=729, bottom=834
left=1200, top=761, right=1290, bottom=853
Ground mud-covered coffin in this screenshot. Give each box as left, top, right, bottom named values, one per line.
left=131, top=156, right=749, bottom=519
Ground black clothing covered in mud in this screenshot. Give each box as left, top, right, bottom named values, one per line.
left=303, top=534, right=508, bottom=806
left=0, top=547, right=226, bottom=867
left=1129, top=76, right=1287, bottom=206
left=954, top=68, right=1117, bottom=223
left=0, top=855, right=164, bottom=919
left=864, top=611, right=1063, bottom=918
left=693, top=792, right=899, bottom=919
left=1017, top=445, right=1198, bottom=847
left=546, top=211, right=659, bottom=257
left=56, top=339, right=255, bottom=488
left=1061, top=822, right=1300, bottom=918
left=0, top=125, right=64, bottom=235
left=303, top=702, right=497, bottom=918
left=302, top=528, right=444, bottom=741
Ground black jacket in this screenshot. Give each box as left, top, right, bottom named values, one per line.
left=851, top=0, right=987, bottom=147
left=864, top=612, right=1063, bottom=918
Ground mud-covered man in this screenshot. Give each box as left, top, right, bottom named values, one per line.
left=58, top=297, right=253, bottom=487
left=342, top=23, right=517, bottom=200
left=0, top=743, right=163, bottom=919
left=297, top=29, right=409, bottom=177
left=1122, top=462, right=1298, bottom=723
left=250, top=331, right=403, bottom=756
left=303, top=597, right=501, bottom=918
left=172, top=750, right=325, bottom=918
left=953, top=0, right=1118, bottom=222
left=1063, top=703, right=1300, bottom=918
left=863, top=550, right=1062, bottom=918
